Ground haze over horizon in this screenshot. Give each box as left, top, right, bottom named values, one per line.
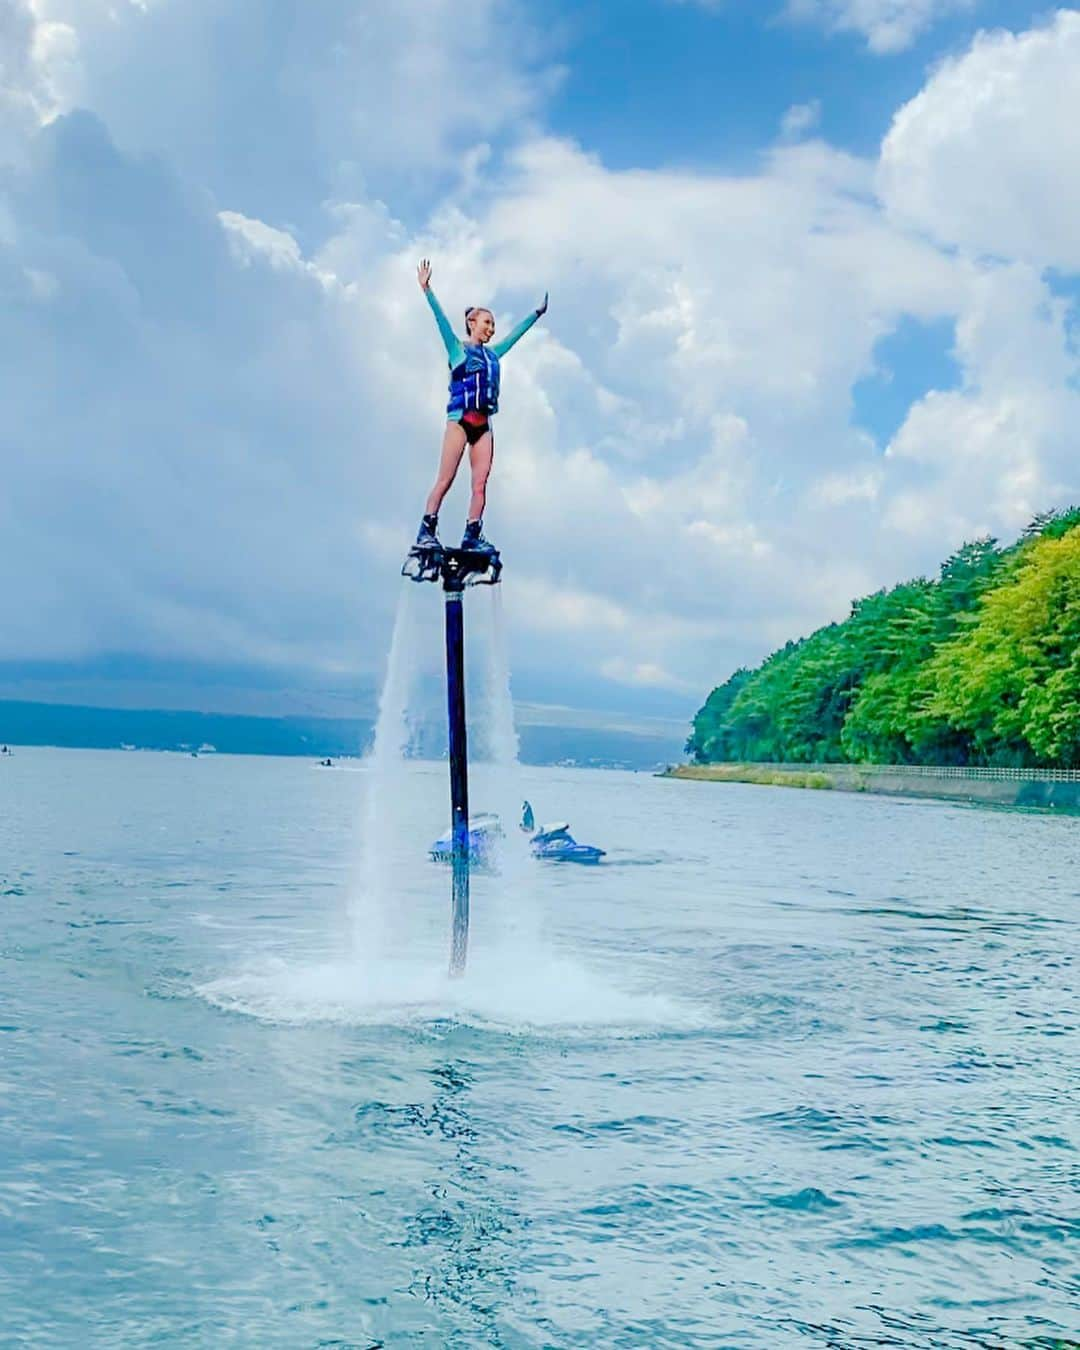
left=3, top=0, right=1079, bottom=726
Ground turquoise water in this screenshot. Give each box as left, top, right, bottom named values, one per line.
left=2, top=747, right=1078, bottom=1347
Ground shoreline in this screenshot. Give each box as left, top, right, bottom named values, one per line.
left=661, top=762, right=1080, bottom=809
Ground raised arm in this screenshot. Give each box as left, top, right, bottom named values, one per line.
left=418, top=259, right=464, bottom=366
left=491, top=291, right=548, bottom=359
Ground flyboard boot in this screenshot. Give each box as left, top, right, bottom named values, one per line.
left=415, top=513, right=441, bottom=550
left=460, top=518, right=498, bottom=560
left=402, top=513, right=444, bottom=581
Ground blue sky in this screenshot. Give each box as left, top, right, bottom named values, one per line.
left=1, top=1, right=1078, bottom=728
left=547, top=1, right=1038, bottom=158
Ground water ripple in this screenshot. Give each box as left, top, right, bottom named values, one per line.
left=2, top=750, right=1078, bottom=1347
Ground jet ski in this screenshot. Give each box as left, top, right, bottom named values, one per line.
left=429, top=805, right=605, bottom=867
left=429, top=812, right=503, bottom=866
left=530, top=822, right=606, bottom=864
left=520, top=803, right=605, bottom=864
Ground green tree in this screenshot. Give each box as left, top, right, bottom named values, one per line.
left=687, top=666, right=752, bottom=761
left=688, top=511, right=1078, bottom=767
left=925, top=527, right=1080, bottom=766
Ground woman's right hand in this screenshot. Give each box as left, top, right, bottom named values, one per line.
left=417, top=258, right=432, bottom=291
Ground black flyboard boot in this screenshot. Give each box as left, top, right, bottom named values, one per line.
left=460, top=518, right=497, bottom=558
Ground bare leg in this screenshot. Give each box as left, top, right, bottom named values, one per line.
left=425, top=422, right=468, bottom=516
left=467, top=429, right=494, bottom=522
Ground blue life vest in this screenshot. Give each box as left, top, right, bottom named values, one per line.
left=447, top=343, right=501, bottom=418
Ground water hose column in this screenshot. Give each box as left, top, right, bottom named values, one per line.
left=444, top=578, right=470, bottom=976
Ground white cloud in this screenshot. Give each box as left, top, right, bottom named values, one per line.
left=600, top=658, right=696, bottom=692
left=880, top=10, right=1080, bottom=270
left=884, top=263, right=1079, bottom=543
left=0, top=0, right=64, bottom=164
left=871, top=10, right=1080, bottom=555
left=787, top=0, right=976, bottom=52
left=780, top=99, right=822, bottom=139
left=809, top=467, right=882, bottom=507
left=219, top=212, right=304, bottom=271
left=15, top=0, right=557, bottom=229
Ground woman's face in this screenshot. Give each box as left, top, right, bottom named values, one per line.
left=469, top=309, right=495, bottom=343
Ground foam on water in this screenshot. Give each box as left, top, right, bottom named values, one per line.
left=197, top=947, right=703, bottom=1036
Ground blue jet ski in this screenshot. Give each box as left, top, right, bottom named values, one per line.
left=430, top=806, right=604, bottom=867
left=530, top=822, right=606, bottom=864
left=521, top=802, right=605, bottom=864
left=531, top=820, right=607, bottom=864
left=429, top=812, right=503, bottom=866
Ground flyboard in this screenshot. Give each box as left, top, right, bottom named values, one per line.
left=401, top=539, right=502, bottom=976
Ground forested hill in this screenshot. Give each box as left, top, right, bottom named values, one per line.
left=688, top=509, right=1080, bottom=769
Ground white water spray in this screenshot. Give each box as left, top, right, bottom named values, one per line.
left=199, top=578, right=698, bottom=1029
left=477, top=587, right=520, bottom=771
left=370, top=585, right=426, bottom=770
left=468, top=587, right=543, bottom=951
left=353, top=579, right=533, bottom=965
left=353, top=585, right=436, bottom=962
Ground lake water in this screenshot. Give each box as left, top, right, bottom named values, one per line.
left=2, top=746, right=1077, bottom=1347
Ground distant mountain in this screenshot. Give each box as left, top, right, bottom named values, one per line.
left=0, top=700, right=682, bottom=770
left=0, top=700, right=370, bottom=759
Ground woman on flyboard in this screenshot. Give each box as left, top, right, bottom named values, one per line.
left=413, top=258, right=548, bottom=558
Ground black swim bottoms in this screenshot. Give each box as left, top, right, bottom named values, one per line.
left=462, top=417, right=490, bottom=446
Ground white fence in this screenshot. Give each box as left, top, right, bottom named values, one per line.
left=757, top=762, right=1080, bottom=783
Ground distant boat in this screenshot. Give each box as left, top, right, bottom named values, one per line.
left=198, top=743, right=217, bottom=754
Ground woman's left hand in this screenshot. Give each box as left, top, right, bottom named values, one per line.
left=537, top=291, right=549, bottom=316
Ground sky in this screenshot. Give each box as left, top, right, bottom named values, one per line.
left=1, top=0, right=1078, bottom=728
